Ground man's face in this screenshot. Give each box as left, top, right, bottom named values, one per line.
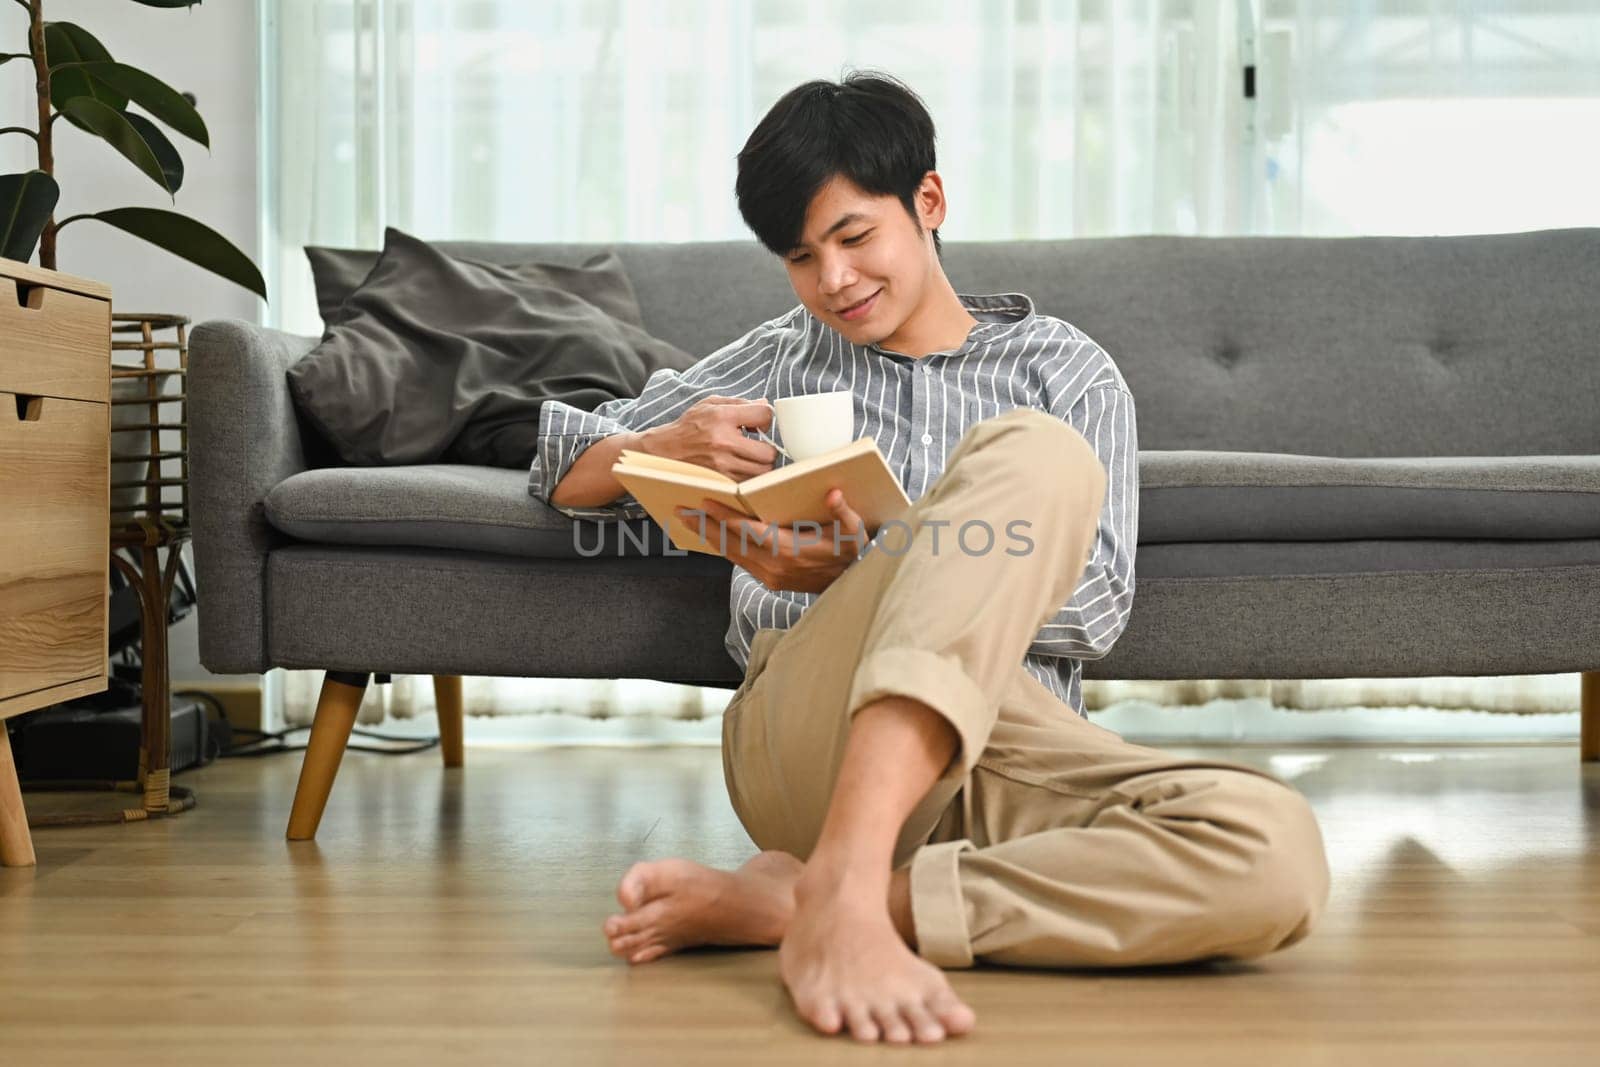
left=782, top=173, right=941, bottom=348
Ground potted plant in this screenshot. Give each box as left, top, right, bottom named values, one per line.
left=1, top=0, right=263, bottom=292
left=0, top=0, right=266, bottom=520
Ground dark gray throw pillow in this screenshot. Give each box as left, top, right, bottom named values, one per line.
left=304, top=243, right=648, bottom=331
left=285, top=226, right=699, bottom=469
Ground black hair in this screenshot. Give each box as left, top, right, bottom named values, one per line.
left=735, top=69, right=942, bottom=262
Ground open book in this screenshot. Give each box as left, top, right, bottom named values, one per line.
left=611, top=437, right=913, bottom=556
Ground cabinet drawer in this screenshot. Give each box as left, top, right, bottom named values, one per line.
left=0, top=391, right=108, bottom=705
left=0, top=279, right=111, bottom=404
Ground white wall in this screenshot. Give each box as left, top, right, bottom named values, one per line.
left=2, top=1, right=262, bottom=688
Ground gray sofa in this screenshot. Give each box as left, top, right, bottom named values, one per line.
left=190, top=230, right=1600, bottom=832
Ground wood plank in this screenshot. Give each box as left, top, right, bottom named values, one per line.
left=0, top=256, right=113, bottom=301
left=0, top=673, right=108, bottom=721
left=0, top=282, right=112, bottom=404
left=0, top=393, right=108, bottom=704
left=0, top=742, right=1595, bottom=1064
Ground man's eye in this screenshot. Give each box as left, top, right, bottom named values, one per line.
left=788, top=233, right=869, bottom=264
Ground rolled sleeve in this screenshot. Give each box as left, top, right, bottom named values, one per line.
left=528, top=397, right=651, bottom=521
left=1028, top=383, right=1139, bottom=660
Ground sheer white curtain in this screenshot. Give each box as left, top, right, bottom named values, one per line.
left=262, top=1, right=1600, bottom=726
left=263, top=0, right=1251, bottom=334
left=1248, top=1, right=1600, bottom=235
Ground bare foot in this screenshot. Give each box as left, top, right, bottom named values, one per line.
left=602, top=851, right=804, bottom=964
left=779, top=871, right=976, bottom=1045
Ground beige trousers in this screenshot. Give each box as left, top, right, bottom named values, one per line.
left=721, top=408, right=1331, bottom=969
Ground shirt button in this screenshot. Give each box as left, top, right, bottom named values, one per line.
left=920, top=433, right=933, bottom=445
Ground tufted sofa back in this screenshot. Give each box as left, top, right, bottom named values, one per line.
left=429, top=228, right=1600, bottom=457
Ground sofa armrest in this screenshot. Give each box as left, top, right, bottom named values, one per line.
left=189, top=319, right=320, bottom=673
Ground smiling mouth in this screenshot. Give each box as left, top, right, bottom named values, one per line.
left=838, top=289, right=881, bottom=319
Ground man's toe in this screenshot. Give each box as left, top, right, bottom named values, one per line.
left=903, top=1002, right=946, bottom=1043
left=616, top=861, right=656, bottom=909
left=843, top=1003, right=880, bottom=1043
left=629, top=943, right=667, bottom=965
left=872, top=1004, right=913, bottom=1044
left=798, top=995, right=843, bottom=1035
left=929, top=989, right=976, bottom=1034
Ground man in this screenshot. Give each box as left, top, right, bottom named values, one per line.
left=528, top=71, right=1330, bottom=1047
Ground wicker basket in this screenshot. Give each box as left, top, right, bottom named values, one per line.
left=109, top=312, right=190, bottom=536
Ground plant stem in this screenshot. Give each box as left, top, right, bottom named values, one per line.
left=29, top=0, right=54, bottom=268
left=0, top=126, right=40, bottom=141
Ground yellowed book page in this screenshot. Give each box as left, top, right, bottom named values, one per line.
left=610, top=464, right=754, bottom=556
left=737, top=437, right=911, bottom=534
left=615, top=450, right=739, bottom=485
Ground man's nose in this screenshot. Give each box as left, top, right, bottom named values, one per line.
left=819, top=258, right=857, bottom=295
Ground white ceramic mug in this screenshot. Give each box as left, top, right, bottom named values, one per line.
left=772, top=390, right=854, bottom=460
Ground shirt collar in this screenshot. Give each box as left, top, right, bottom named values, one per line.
left=866, top=291, right=1037, bottom=358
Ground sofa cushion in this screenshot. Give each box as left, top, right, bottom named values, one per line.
left=265, top=451, right=1600, bottom=559
left=264, top=465, right=676, bottom=559
left=1140, top=452, right=1600, bottom=542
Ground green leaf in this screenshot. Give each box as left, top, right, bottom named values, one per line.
left=0, top=170, right=60, bottom=262
left=53, top=62, right=208, bottom=147
left=58, top=96, right=173, bottom=195
left=124, top=113, right=184, bottom=193
left=44, top=23, right=126, bottom=114
left=89, top=207, right=265, bottom=300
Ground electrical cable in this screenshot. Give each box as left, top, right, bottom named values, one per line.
left=174, top=688, right=442, bottom=759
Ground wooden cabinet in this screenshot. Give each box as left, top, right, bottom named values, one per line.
left=0, top=257, right=112, bottom=866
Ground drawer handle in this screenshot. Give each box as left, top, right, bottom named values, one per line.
left=14, top=281, right=45, bottom=310
left=14, top=394, right=43, bottom=421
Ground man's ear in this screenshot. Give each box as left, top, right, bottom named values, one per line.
left=917, top=171, right=949, bottom=231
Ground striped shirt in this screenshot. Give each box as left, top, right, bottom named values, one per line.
left=528, top=291, right=1138, bottom=718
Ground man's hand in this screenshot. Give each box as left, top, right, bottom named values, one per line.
left=677, top=489, right=869, bottom=594
left=639, top=395, right=779, bottom=480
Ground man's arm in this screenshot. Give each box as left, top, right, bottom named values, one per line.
left=548, top=429, right=648, bottom=509
left=548, top=396, right=783, bottom=510
left=528, top=318, right=786, bottom=520
left=1027, top=383, right=1139, bottom=660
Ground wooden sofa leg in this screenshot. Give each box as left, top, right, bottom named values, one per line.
left=433, top=675, right=465, bottom=768
left=286, top=672, right=368, bottom=841
left=1583, top=672, right=1599, bottom=764
left=0, top=727, right=36, bottom=867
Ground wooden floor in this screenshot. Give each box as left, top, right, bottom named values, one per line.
left=2, top=738, right=1598, bottom=1065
